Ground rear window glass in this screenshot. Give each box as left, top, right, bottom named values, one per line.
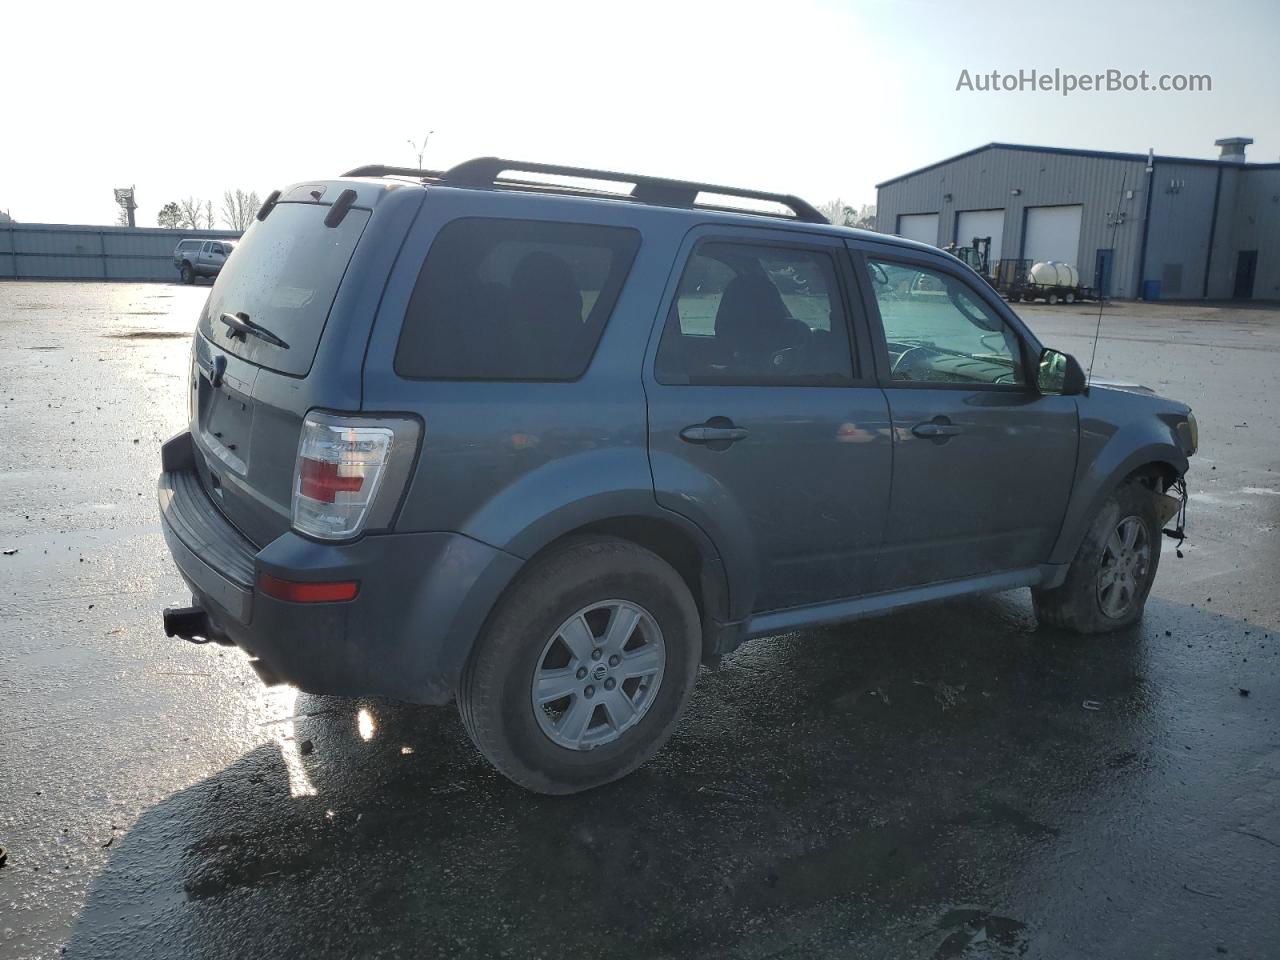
left=199, top=202, right=369, bottom=376
left=395, top=218, right=641, bottom=381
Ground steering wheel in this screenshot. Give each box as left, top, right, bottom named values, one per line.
left=891, top=346, right=930, bottom=380
left=769, top=345, right=802, bottom=372
left=868, top=261, right=890, bottom=286
left=978, top=331, right=1010, bottom=353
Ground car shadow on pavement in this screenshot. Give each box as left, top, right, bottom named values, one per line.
left=62, top=592, right=1273, bottom=959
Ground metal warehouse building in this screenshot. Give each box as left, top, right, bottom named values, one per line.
left=876, top=138, right=1279, bottom=301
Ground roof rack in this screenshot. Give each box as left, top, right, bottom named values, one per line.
left=340, top=157, right=828, bottom=224
left=342, top=164, right=446, bottom=180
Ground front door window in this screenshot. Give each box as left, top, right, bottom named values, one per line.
left=867, top=259, right=1025, bottom=385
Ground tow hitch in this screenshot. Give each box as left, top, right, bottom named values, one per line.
left=163, top=605, right=211, bottom=643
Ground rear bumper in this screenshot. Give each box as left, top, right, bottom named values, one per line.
left=157, top=431, right=522, bottom=705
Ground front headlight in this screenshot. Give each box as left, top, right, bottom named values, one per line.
left=1178, top=412, right=1198, bottom=456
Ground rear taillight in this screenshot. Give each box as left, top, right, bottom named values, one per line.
left=292, top=415, right=396, bottom=540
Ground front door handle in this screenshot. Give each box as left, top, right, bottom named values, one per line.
left=680, top=423, right=749, bottom=445
left=912, top=418, right=962, bottom=441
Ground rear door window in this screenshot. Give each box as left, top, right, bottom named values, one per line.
left=199, top=201, right=370, bottom=376
left=395, top=218, right=640, bottom=381
left=655, top=240, right=857, bottom=385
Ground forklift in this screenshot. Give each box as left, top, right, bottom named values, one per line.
left=945, top=235, right=995, bottom=288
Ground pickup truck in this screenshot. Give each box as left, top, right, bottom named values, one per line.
left=173, top=238, right=236, bottom=284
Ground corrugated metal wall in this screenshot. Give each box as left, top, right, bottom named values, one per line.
left=876, top=147, right=1150, bottom=297
left=1225, top=168, right=1280, bottom=299
left=1142, top=162, right=1220, bottom=299
left=0, top=223, right=242, bottom=281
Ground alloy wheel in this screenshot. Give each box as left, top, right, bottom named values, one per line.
left=1097, top=516, right=1151, bottom=618
left=531, top=599, right=666, bottom=751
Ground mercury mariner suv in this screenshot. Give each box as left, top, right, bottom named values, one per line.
left=157, top=158, right=1196, bottom=794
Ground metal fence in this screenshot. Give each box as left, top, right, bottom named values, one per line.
left=0, top=223, right=243, bottom=282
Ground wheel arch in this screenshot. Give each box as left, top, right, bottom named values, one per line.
left=494, top=509, right=732, bottom=665
left=1123, top=459, right=1181, bottom=491
left=1049, top=440, right=1188, bottom=565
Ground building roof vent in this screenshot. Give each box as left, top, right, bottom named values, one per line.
left=1214, top=137, right=1253, bottom=163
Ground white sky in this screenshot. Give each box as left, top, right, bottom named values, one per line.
left=3, top=0, right=1277, bottom=227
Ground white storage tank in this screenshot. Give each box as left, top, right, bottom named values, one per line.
left=1028, top=260, right=1079, bottom=288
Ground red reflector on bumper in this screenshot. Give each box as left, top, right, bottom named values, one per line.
left=258, top=572, right=359, bottom=603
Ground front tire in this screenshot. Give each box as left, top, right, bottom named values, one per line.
left=1033, top=481, right=1162, bottom=633
left=458, top=536, right=701, bottom=794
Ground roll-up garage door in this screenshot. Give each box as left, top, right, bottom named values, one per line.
left=956, top=209, right=1004, bottom=264
left=896, top=213, right=940, bottom=246
left=1023, top=205, right=1083, bottom=265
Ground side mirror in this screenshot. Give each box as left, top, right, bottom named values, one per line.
left=1037, top=347, right=1086, bottom=396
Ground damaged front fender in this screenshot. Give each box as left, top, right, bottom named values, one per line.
left=1049, top=387, right=1191, bottom=567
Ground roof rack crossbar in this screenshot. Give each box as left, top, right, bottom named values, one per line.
left=341, top=158, right=827, bottom=224
left=441, top=157, right=828, bottom=224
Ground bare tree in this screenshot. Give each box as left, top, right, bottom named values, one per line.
left=220, top=189, right=261, bottom=231
left=157, top=201, right=183, bottom=229
left=818, top=199, right=877, bottom=230
left=204, top=200, right=215, bottom=230
left=817, top=198, right=857, bottom=227
left=178, top=197, right=204, bottom=230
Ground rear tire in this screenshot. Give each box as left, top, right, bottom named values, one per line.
left=1033, top=481, right=1162, bottom=633
left=180, top=262, right=194, bottom=284
left=1065, top=291, right=1076, bottom=304
left=458, top=536, right=701, bottom=794
left=1047, top=292, right=1060, bottom=305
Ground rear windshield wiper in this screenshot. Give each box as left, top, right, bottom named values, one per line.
left=219, top=312, right=290, bottom=349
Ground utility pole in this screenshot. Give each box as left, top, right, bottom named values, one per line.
left=407, top=130, right=435, bottom=171
left=113, top=186, right=137, bottom=228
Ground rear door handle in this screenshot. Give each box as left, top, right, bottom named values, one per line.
left=680, top=424, right=749, bottom=445
left=912, top=418, right=962, bottom=440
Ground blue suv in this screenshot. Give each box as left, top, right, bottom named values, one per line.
left=158, top=158, right=1196, bottom=793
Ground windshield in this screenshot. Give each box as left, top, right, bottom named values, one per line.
left=198, top=202, right=369, bottom=376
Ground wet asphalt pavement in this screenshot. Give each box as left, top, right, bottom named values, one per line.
left=1, top=283, right=1277, bottom=959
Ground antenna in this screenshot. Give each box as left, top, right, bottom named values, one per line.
left=1086, top=170, right=1129, bottom=385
